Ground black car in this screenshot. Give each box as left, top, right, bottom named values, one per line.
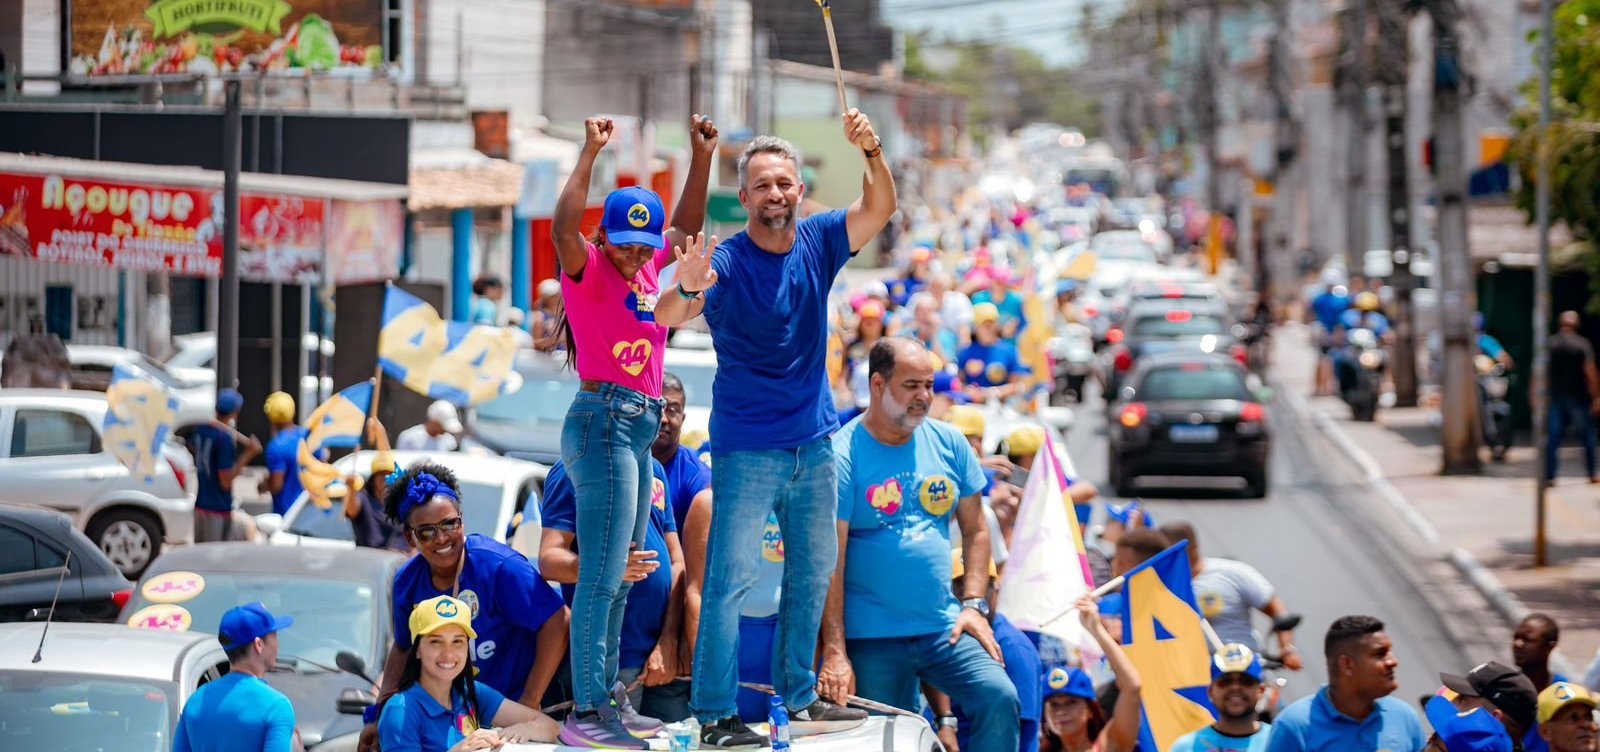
left=121, top=543, right=405, bottom=749
left=1107, top=353, right=1271, bottom=498
left=0, top=503, right=132, bottom=623
left=1104, top=303, right=1243, bottom=403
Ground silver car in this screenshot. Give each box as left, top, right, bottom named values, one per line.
left=0, top=390, right=196, bottom=577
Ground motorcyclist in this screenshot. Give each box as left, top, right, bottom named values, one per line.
left=1333, top=292, right=1392, bottom=394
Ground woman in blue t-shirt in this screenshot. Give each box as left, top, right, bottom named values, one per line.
left=379, top=596, right=558, bottom=752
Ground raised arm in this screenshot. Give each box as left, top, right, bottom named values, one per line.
left=553, top=118, right=613, bottom=279
left=654, top=232, right=717, bottom=328
left=842, top=108, right=897, bottom=253
left=1080, top=595, right=1142, bottom=752
left=662, top=116, right=719, bottom=257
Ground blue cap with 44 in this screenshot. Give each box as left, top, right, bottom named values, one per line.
left=601, top=186, right=667, bottom=248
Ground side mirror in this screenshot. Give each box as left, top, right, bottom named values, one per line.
left=335, top=650, right=375, bottom=685
left=337, top=688, right=377, bottom=716
left=254, top=514, right=284, bottom=538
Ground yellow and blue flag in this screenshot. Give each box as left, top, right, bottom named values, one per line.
left=304, top=380, right=374, bottom=454
left=1117, top=540, right=1218, bottom=751
left=102, top=365, right=178, bottom=484
left=378, top=286, right=519, bottom=406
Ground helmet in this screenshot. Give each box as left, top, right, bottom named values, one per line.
left=263, top=392, right=296, bottom=423
left=1355, top=292, right=1380, bottom=312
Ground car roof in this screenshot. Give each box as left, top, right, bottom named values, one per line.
left=0, top=622, right=218, bottom=680
left=1132, top=351, right=1244, bottom=371
left=143, top=542, right=402, bottom=581
left=0, top=502, right=77, bottom=526
left=65, top=345, right=142, bottom=361
left=664, top=347, right=718, bottom=366
left=333, top=449, right=546, bottom=481
left=0, top=390, right=111, bottom=409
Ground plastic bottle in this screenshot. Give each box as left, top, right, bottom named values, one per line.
left=768, top=694, right=792, bottom=751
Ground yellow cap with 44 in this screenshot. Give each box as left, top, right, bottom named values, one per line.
left=1538, top=681, right=1598, bottom=725
left=409, top=595, right=477, bottom=640
left=947, top=405, right=986, bottom=438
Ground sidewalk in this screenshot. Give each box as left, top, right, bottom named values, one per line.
left=1273, top=322, right=1600, bottom=681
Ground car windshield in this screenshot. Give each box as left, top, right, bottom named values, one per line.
left=1138, top=366, right=1250, bottom=401
left=477, top=362, right=577, bottom=422
left=125, top=573, right=377, bottom=669
left=129, top=356, right=187, bottom=389
left=287, top=480, right=503, bottom=546
left=668, top=362, right=716, bottom=408
left=0, top=671, right=177, bottom=751
left=1131, top=313, right=1225, bottom=339
left=1096, top=244, right=1157, bottom=264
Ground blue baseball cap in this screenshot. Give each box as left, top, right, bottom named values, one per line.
left=1211, top=643, right=1264, bottom=682
left=215, top=388, right=244, bottom=415
left=601, top=187, right=667, bottom=248
left=1106, top=500, right=1154, bottom=527
left=1042, top=665, right=1098, bottom=701
left=218, top=602, right=294, bottom=648
left=933, top=370, right=969, bottom=404
left=1426, top=695, right=1513, bottom=752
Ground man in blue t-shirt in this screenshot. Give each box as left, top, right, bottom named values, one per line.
left=261, top=391, right=308, bottom=516
left=957, top=303, right=1030, bottom=402
left=540, top=459, right=686, bottom=726
left=653, top=373, right=713, bottom=532
left=174, top=602, right=297, bottom=752
left=655, top=115, right=896, bottom=747
left=191, top=388, right=261, bottom=543
left=821, top=338, right=1021, bottom=752
left=1171, top=644, right=1274, bottom=752
left=1266, top=615, right=1428, bottom=752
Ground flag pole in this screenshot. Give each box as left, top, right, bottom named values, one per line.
left=1038, top=575, right=1126, bottom=628
left=813, top=0, right=874, bottom=185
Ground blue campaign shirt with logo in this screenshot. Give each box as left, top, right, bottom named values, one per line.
left=957, top=341, right=1028, bottom=389
left=265, top=426, right=310, bottom=515
left=190, top=424, right=238, bottom=514
left=1263, top=687, right=1428, bottom=752
left=1171, top=724, right=1274, bottom=752
left=705, top=209, right=853, bottom=451
left=540, top=458, right=677, bottom=671
left=378, top=680, right=506, bottom=752
left=390, top=535, right=565, bottom=699
left=661, top=444, right=711, bottom=532
left=833, top=416, right=987, bottom=639
left=173, top=672, right=296, bottom=752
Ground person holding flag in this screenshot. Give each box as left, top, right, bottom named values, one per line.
left=1038, top=598, right=1142, bottom=752
left=550, top=112, right=718, bottom=749
left=1170, top=644, right=1275, bottom=752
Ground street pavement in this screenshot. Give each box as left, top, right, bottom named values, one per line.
left=1063, top=337, right=1509, bottom=709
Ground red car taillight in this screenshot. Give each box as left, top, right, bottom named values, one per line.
left=1230, top=343, right=1249, bottom=366
left=1107, top=328, right=1124, bottom=345
left=1113, top=348, right=1134, bottom=372
left=1240, top=403, right=1266, bottom=423
left=166, top=457, right=188, bottom=493
left=111, top=588, right=133, bottom=610
left=1119, top=403, right=1148, bottom=428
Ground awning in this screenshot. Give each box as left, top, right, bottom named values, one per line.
left=408, top=147, right=526, bottom=212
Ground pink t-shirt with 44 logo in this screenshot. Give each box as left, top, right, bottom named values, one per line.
left=560, top=240, right=674, bottom=398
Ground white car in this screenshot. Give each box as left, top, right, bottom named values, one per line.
left=258, top=450, right=548, bottom=559
left=0, top=390, right=196, bottom=577
left=66, top=345, right=215, bottom=427
left=167, top=332, right=335, bottom=415
left=0, top=622, right=230, bottom=749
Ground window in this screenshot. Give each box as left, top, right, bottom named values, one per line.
left=11, top=410, right=99, bottom=458
left=0, top=526, right=34, bottom=575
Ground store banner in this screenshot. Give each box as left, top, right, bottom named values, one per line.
left=239, top=193, right=325, bottom=284
left=0, top=171, right=222, bottom=277
left=326, top=199, right=403, bottom=285
left=68, top=0, right=388, bottom=78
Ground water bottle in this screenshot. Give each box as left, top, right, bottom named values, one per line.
left=768, top=695, right=792, bottom=751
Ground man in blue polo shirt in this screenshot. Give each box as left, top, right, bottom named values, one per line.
left=540, top=458, right=685, bottom=728
left=653, top=373, right=712, bottom=532
left=1266, top=614, right=1428, bottom=752
left=175, top=602, right=298, bottom=752
left=821, top=338, right=1020, bottom=751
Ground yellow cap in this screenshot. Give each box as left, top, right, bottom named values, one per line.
left=1538, top=681, right=1598, bottom=725
left=681, top=429, right=710, bottom=452
left=1005, top=425, right=1046, bottom=458
left=263, top=391, right=296, bottom=423
left=947, top=405, right=986, bottom=438
left=950, top=548, right=997, bottom=580
left=409, top=595, right=478, bottom=640
left=859, top=301, right=885, bottom=320
left=371, top=452, right=397, bottom=476
left=973, top=302, right=1000, bottom=325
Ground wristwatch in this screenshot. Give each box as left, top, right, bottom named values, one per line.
left=936, top=715, right=958, bottom=730
left=961, top=597, right=991, bottom=618
left=863, top=138, right=883, bottom=159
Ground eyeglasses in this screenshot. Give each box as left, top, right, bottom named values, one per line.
left=409, top=516, right=463, bottom=544
left=662, top=404, right=685, bottom=419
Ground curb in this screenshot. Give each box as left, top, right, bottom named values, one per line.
left=1275, top=374, right=1581, bottom=678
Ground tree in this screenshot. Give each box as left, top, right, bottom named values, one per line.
left=903, top=32, right=1099, bottom=136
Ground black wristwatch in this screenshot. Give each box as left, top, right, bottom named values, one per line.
left=961, top=597, right=990, bottom=618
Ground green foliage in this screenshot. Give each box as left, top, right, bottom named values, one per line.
left=902, top=32, right=1099, bottom=136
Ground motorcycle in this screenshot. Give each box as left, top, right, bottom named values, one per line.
left=1477, top=354, right=1512, bottom=462
left=1255, top=614, right=1302, bottom=723
left=1339, top=328, right=1385, bottom=422
left=1049, top=322, right=1097, bottom=404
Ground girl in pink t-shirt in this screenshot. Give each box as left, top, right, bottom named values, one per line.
left=549, top=115, right=718, bottom=748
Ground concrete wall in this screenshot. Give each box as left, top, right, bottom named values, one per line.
left=540, top=5, right=694, bottom=132
left=429, top=0, right=546, bottom=131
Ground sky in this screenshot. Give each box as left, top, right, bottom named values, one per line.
left=878, top=0, right=1101, bottom=67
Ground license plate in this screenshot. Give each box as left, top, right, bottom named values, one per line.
left=1169, top=425, right=1219, bottom=443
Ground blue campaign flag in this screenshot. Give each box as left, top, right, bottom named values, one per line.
left=378, top=285, right=519, bottom=406
left=304, top=380, right=375, bottom=454
left=1116, top=540, right=1217, bottom=751
left=102, top=365, right=179, bottom=484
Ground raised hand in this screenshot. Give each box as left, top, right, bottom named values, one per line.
left=842, top=108, right=879, bottom=151
left=583, top=117, right=614, bottom=154
left=674, top=232, right=720, bottom=294
left=690, top=114, right=719, bottom=157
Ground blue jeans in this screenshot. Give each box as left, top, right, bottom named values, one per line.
left=1547, top=395, right=1598, bottom=480
left=562, top=383, right=663, bottom=713
left=849, top=632, right=1020, bottom=752
left=692, top=440, right=837, bottom=722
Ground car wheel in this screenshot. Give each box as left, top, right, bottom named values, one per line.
left=87, top=509, right=162, bottom=578
left=1243, top=465, right=1269, bottom=499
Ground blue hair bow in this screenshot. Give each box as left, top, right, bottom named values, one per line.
left=397, top=472, right=459, bottom=521
left=385, top=463, right=406, bottom=487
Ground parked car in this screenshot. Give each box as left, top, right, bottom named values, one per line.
left=122, top=543, right=402, bottom=749
left=64, top=345, right=216, bottom=427
left=0, top=390, right=196, bottom=578
left=259, top=450, right=545, bottom=558
left=1107, top=352, right=1271, bottom=498
left=0, top=503, right=133, bottom=623
left=0, top=621, right=230, bottom=750
left=166, top=332, right=334, bottom=415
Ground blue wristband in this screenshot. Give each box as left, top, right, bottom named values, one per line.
left=363, top=704, right=380, bottom=726
left=675, top=284, right=702, bottom=301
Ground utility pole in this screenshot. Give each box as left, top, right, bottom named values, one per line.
left=1378, top=1, right=1418, bottom=407
left=218, top=79, right=242, bottom=393
left=1268, top=0, right=1298, bottom=304
left=1336, top=0, right=1370, bottom=275
left=1533, top=0, right=1555, bottom=566
left=1429, top=0, right=1479, bottom=474
left=1200, top=0, right=1223, bottom=275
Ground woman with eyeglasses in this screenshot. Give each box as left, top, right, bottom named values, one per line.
left=550, top=113, right=718, bottom=749
left=356, top=462, right=570, bottom=752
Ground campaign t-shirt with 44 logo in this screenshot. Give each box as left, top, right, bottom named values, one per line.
left=560, top=239, right=674, bottom=398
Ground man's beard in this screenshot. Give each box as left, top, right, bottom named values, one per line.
left=760, top=200, right=796, bottom=230
left=879, top=388, right=928, bottom=431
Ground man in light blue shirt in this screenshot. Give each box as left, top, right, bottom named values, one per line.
left=1266, top=615, right=1428, bottom=752
left=1171, top=643, right=1274, bottom=752
left=174, top=602, right=299, bottom=752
